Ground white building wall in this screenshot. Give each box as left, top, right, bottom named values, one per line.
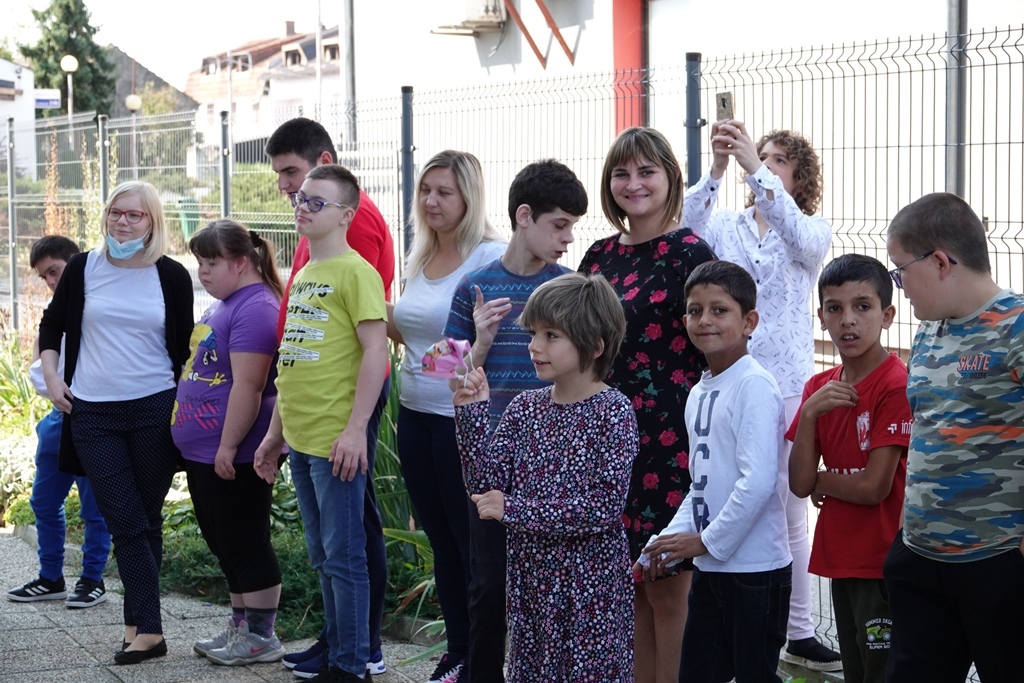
left=352, top=0, right=613, bottom=101
left=0, top=59, right=39, bottom=181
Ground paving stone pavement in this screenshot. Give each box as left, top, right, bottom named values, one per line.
left=0, top=529, right=442, bottom=682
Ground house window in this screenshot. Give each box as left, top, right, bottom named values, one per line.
left=324, top=44, right=340, bottom=62
left=286, top=49, right=302, bottom=66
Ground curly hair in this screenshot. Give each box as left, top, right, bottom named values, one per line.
left=744, top=130, right=823, bottom=216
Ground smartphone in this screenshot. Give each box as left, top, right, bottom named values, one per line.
left=716, top=91, right=734, bottom=121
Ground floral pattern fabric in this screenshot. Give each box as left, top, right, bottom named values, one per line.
left=578, top=228, right=716, bottom=576
left=455, top=387, right=638, bottom=682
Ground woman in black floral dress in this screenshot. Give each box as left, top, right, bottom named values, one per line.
left=578, top=127, right=716, bottom=683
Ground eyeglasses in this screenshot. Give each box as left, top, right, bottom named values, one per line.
left=289, top=193, right=351, bottom=213
left=107, top=209, right=148, bottom=224
left=888, top=250, right=958, bottom=289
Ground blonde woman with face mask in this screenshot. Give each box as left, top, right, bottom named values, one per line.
left=39, top=181, right=194, bottom=665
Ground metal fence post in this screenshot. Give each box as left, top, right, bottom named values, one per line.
left=6, top=117, right=17, bottom=331
left=220, top=111, right=231, bottom=217
left=97, top=114, right=109, bottom=204
left=945, top=0, right=968, bottom=198
left=684, top=52, right=705, bottom=188
left=401, top=86, right=414, bottom=255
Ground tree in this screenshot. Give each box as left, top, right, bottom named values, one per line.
left=18, top=0, right=115, bottom=116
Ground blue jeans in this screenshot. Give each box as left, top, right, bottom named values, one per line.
left=290, top=449, right=368, bottom=676
left=311, top=375, right=390, bottom=656
left=31, top=409, right=110, bottom=582
left=680, top=565, right=792, bottom=683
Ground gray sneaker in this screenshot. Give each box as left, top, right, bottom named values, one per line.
left=206, top=620, right=285, bottom=666
left=193, top=618, right=239, bottom=657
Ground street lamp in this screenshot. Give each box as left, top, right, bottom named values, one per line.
left=60, top=54, right=79, bottom=150
left=125, top=93, right=142, bottom=179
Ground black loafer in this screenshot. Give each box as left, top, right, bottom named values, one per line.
left=114, top=638, right=167, bottom=665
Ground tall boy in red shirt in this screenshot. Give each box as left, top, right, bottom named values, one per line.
left=787, top=254, right=911, bottom=683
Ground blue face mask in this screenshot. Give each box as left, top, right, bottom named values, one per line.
left=105, top=234, right=148, bottom=260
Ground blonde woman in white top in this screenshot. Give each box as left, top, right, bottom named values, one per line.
left=388, top=150, right=506, bottom=683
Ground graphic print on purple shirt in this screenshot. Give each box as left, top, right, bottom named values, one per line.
left=171, top=282, right=280, bottom=464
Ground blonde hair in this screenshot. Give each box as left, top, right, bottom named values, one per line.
left=405, top=150, right=504, bottom=277
left=600, top=127, right=684, bottom=235
left=99, top=181, right=169, bottom=265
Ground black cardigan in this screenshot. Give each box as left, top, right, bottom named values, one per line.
left=38, top=252, right=194, bottom=475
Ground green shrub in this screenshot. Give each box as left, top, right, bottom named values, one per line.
left=0, top=333, right=47, bottom=437
left=3, top=492, right=34, bottom=527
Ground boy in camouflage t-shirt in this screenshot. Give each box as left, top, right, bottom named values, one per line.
left=883, top=192, right=1024, bottom=683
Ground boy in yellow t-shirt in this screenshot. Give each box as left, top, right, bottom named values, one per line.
left=255, top=164, right=388, bottom=683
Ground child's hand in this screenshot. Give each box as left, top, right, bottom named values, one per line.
left=214, top=445, right=237, bottom=481
left=805, top=380, right=859, bottom=419
left=254, top=435, right=285, bottom=484
left=473, top=285, right=512, bottom=350
left=471, top=490, right=505, bottom=521
left=453, top=367, right=490, bottom=406
left=642, top=532, right=707, bottom=576
left=330, top=426, right=369, bottom=482
left=811, top=491, right=826, bottom=509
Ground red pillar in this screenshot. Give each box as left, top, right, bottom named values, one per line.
left=612, top=0, right=646, bottom=132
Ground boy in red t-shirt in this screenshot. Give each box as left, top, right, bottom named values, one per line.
left=787, top=253, right=911, bottom=683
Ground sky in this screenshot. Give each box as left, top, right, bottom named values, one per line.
left=2, top=0, right=1022, bottom=92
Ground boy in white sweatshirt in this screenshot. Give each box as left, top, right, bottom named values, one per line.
left=638, top=260, right=791, bottom=683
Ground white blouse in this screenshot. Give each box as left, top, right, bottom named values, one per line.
left=684, top=164, right=832, bottom=397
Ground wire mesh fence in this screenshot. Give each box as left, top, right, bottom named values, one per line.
left=696, top=26, right=1024, bottom=371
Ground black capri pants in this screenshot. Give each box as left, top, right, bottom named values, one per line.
left=182, top=458, right=282, bottom=594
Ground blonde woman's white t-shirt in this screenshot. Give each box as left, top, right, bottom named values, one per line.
left=72, top=250, right=174, bottom=401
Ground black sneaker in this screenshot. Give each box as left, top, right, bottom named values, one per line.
left=427, top=653, right=464, bottom=683
left=6, top=576, right=67, bottom=602
left=66, top=578, right=107, bottom=609
left=781, top=636, right=843, bottom=672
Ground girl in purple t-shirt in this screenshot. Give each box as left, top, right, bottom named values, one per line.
left=171, top=219, right=286, bottom=667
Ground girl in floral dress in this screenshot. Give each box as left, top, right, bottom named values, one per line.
left=454, top=273, right=638, bottom=682
left=578, top=128, right=716, bottom=683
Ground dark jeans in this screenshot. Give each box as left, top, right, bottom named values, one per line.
left=70, top=389, right=178, bottom=634
left=679, top=564, right=792, bottom=683
left=466, top=507, right=507, bottom=683
left=182, top=460, right=281, bottom=593
left=884, top=534, right=1024, bottom=683
left=397, top=405, right=471, bottom=657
